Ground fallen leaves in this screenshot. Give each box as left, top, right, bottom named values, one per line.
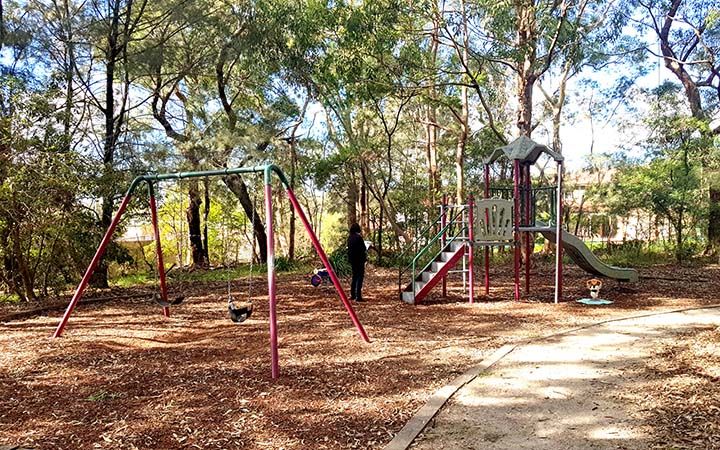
left=0, top=263, right=718, bottom=449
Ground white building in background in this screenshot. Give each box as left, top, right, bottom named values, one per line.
left=564, top=169, right=672, bottom=244
left=117, top=225, right=154, bottom=247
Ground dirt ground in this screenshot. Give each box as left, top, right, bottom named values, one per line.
left=0, top=262, right=718, bottom=449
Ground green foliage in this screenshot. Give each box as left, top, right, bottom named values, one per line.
left=166, top=265, right=259, bottom=284
left=111, top=272, right=152, bottom=289
left=0, top=293, right=21, bottom=304
left=327, top=247, right=352, bottom=277
left=274, top=256, right=299, bottom=272
left=4, top=0, right=718, bottom=301
left=600, top=87, right=707, bottom=262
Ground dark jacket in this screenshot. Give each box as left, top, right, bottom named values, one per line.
left=347, top=232, right=367, bottom=268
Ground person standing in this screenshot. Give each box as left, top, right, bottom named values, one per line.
left=347, top=223, right=367, bottom=302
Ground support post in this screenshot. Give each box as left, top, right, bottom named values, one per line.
left=467, top=195, right=474, bottom=303
left=148, top=182, right=170, bottom=318
left=483, top=164, right=490, bottom=296
left=265, top=182, right=280, bottom=379
left=513, top=159, right=521, bottom=301
left=53, top=193, right=134, bottom=338
left=524, top=164, right=532, bottom=295
left=441, top=194, right=447, bottom=297
left=555, top=161, right=564, bottom=303
left=285, top=187, right=370, bottom=343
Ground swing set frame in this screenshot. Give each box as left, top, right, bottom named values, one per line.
left=52, top=164, right=370, bottom=379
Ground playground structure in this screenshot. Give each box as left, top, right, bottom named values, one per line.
left=52, top=164, right=370, bottom=379
left=399, top=136, right=638, bottom=305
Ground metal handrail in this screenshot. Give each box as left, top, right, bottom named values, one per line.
left=412, top=223, right=468, bottom=283
left=399, top=205, right=468, bottom=299
left=399, top=205, right=465, bottom=276
left=396, top=211, right=445, bottom=266
left=396, top=204, right=465, bottom=276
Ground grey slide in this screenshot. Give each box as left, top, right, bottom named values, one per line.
left=538, top=226, right=638, bottom=282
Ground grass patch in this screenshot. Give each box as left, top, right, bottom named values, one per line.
left=0, top=293, right=21, bottom=304
left=111, top=272, right=153, bottom=288
left=86, top=390, right=121, bottom=402
left=169, top=266, right=257, bottom=283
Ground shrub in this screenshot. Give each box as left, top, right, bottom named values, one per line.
left=274, top=256, right=298, bottom=272
left=327, top=247, right=352, bottom=277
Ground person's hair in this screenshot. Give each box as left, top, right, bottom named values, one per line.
left=349, top=223, right=361, bottom=234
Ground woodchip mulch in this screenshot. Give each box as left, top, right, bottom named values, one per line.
left=626, top=326, right=720, bottom=449
left=0, top=262, right=717, bottom=449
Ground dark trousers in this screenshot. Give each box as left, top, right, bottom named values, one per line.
left=350, top=264, right=365, bottom=301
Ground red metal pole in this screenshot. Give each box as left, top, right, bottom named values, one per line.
left=524, top=164, right=532, bottom=295
left=53, top=193, right=133, bottom=338
left=441, top=193, right=447, bottom=297
left=513, top=159, right=521, bottom=301
left=555, top=161, right=564, bottom=304
left=285, top=187, right=370, bottom=343
left=467, top=194, right=474, bottom=303
left=148, top=183, right=170, bottom=318
left=484, top=164, right=490, bottom=296
left=265, top=182, right=280, bottom=379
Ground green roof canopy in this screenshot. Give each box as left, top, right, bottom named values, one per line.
left=484, top=136, right=564, bottom=164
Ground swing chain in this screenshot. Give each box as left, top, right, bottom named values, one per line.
left=227, top=190, right=256, bottom=324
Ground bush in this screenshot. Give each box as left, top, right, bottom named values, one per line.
left=327, top=247, right=352, bottom=277
left=274, top=256, right=299, bottom=272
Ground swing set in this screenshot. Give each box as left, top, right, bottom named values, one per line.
left=52, top=164, right=370, bottom=379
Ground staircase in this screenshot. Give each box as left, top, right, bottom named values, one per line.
left=401, top=241, right=468, bottom=304
left=399, top=206, right=470, bottom=304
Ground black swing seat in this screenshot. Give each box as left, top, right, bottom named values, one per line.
left=152, top=292, right=185, bottom=308
left=228, top=298, right=253, bottom=323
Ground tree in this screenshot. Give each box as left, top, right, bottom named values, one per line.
left=608, top=85, right=706, bottom=262
left=633, top=0, right=720, bottom=254
left=61, top=0, right=152, bottom=284
left=142, top=0, right=307, bottom=263
left=0, top=2, right=113, bottom=300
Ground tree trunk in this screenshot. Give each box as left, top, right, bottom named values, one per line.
left=455, top=115, right=467, bottom=204
left=454, top=0, right=469, bottom=204
left=515, top=0, right=538, bottom=137
left=1, top=225, right=26, bottom=302
left=90, top=0, right=122, bottom=289
left=516, top=77, right=536, bottom=137
left=675, top=214, right=684, bottom=264
left=61, top=0, right=74, bottom=154
left=187, top=179, right=208, bottom=268
left=360, top=167, right=369, bottom=231
left=0, top=0, right=5, bottom=48
left=202, top=177, right=210, bottom=264
left=347, top=178, right=359, bottom=226
left=655, top=0, right=718, bottom=256
left=90, top=0, right=141, bottom=287
left=221, top=174, right=267, bottom=262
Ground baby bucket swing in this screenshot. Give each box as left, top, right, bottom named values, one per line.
left=226, top=192, right=259, bottom=323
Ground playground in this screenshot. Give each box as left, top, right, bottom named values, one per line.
left=4, top=1, right=720, bottom=447
left=1, top=151, right=719, bottom=449
left=1, top=261, right=718, bottom=449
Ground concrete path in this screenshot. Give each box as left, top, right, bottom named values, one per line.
left=401, top=307, right=720, bottom=450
